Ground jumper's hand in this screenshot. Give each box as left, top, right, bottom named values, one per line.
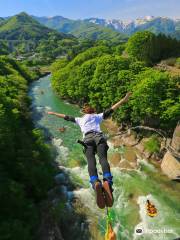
left=123, top=92, right=132, bottom=103
left=47, top=111, right=55, bottom=115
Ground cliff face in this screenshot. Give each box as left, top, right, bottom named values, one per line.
left=161, top=123, right=180, bottom=179
left=171, top=123, right=180, bottom=152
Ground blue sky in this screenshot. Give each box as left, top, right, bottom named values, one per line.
left=0, top=0, right=179, bottom=20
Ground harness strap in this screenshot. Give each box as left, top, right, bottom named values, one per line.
left=77, top=139, right=87, bottom=148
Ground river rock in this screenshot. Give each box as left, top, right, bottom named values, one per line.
left=136, top=138, right=152, bottom=159
left=54, top=173, right=67, bottom=185
left=109, top=152, right=122, bottom=166
left=110, top=136, right=124, bottom=148
left=124, top=147, right=137, bottom=162
left=103, top=119, right=119, bottom=134
left=118, top=159, right=134, bottom=169
left=161, top=151, right=180, bottom=179
left=110, top=132, right=138, bottom=148
left=121, top=133, right=138, bottom=146
left=136, top=141, right=145, bottom=153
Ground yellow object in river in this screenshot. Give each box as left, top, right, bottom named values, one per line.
left=146, top=199, right=157, bottom=217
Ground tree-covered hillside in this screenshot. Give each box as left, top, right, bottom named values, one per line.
left=51, top=32, right=180, bottom=132
left=0, top=12, right=82, bottom=63
left=0, top=56, right=55, bottom=239
left=0, top=12, right=71, bottom=40
left=0, top=17, right=4, bottom=24
left=126, top=31, right=180, bottom=64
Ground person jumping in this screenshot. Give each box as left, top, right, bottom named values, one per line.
left=47, top=92, right=131, bottom=209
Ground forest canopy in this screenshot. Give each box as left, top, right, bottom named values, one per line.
left=51, top=32, right=180, bottom=131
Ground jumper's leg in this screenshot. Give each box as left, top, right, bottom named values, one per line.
left=84, top=142, right=105, bottom=209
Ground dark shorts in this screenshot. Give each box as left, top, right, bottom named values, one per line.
left=84, top=132, right=108, bottom=147
left=83, top=132, right=110, bottom=176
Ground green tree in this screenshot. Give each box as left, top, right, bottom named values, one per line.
left=89, top=55, right=132, bottom=110
left=130, top=69, right=179, bottom=129
left=0, top=57, right=55, bottom=239
left=126, top=31, right=157, bottom=64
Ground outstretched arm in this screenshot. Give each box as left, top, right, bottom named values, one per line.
left=47, top=112, right=65, bottom=118
left=102, top=92, right=132, bottom=119
left=111, top=92, right=132, bottom=111
left=47, top=111, right=76, bottom=122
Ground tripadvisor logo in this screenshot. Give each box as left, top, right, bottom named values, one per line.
left=135, top=228, right=144, bottom=235
left=135, top=227, right=173, bottom=235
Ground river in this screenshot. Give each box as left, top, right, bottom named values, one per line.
left=29, top=75, right=180, bottom=240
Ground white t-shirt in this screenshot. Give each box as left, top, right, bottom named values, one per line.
left=75, top=113, right=103, bottom=136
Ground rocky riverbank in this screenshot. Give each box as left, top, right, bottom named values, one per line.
left=104, top=119, right=180, bottom=180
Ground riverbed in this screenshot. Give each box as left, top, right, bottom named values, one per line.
left=29, top=75, right=180, bottom=240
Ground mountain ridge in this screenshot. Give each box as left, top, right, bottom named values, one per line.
left=1, top=13, right=180, bottom=41
left=34, top=15, right=180, bottom=39
left=34, top=15, right=127, bottom=41
left=0, top=12, right=73, bottom=40
left=85, top=16, right=180, bottom=35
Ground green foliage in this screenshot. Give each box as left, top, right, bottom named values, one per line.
left=51, top=39, right=179, bottom=131
left=129, top=61, right=147, bottom=74
left=0, top=12, right=128, bottom=64
left=0, top=56, right=39, bottom=81
left=144, top=135, right=160, bottom=153
left=51, top=45, right=111, bottom=101
left=126, top=31, right=156, bottom=64
left=160, top=76, right=180, bottom=129
left=126, top=31, right=180, bottom=64
left=89, top=55, right=132, bottom=110
left=0, top=41, right=9, bottom=55
left=175, top=57, right=180, bottom=68
left=0, top=12, right=67, bottom=40
left=0, top=17, right=4, bottom=24
left=0, top=57, right=54, bottom=239
left=130, top=69, right=179, bottom=129
left=68, top=45, right=111, bottom=67
left=114, top=43, right=126, bottom=55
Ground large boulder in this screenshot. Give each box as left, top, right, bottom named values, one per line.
left=109, top=152, right=122, bottom=166
left=171, top=123, right=180, bottom=152
left=161, top=151, right=180, bottom=179
left=161, top=123, right=180, bottom=179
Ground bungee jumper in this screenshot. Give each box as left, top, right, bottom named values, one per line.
left=47, top=92, right=131, bottom=209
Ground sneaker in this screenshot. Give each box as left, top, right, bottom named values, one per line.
left=94, top=180, right=105, bottom=209
left=103, top=180, right=114, bottom=207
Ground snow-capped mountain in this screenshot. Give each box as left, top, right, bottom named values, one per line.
left=33, top=15, right=180, bottom=40
left=85, top=16, right=180, bottom=36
